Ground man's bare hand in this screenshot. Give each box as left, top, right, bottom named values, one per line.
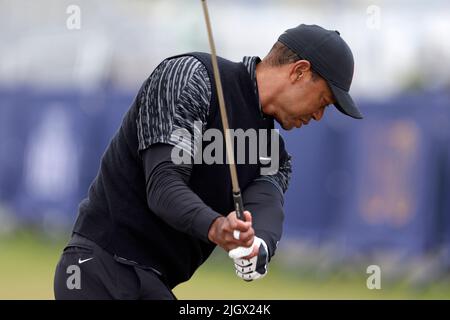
left=208, top=211, right=254, bottom=252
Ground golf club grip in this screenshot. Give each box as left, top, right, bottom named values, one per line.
left=233, top=191, right=245, bottom=221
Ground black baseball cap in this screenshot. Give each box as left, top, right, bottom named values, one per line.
left=278, top=24, right=363, bottom=119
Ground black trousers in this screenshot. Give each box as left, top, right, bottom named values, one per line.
left=54, top=234, right=176, bottom=300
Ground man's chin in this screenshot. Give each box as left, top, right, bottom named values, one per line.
left=281, top=122, right=296, bottom=131
left=275, top=119, right=294, bottom=131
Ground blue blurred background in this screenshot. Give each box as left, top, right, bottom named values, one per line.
left=1, top=0, right=450, bottom=299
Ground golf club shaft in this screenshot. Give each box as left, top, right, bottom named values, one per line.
left=200, top=0, right=245, bottom=221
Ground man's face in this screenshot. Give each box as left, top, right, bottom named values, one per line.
left=266, top=61, right=335, bottom=130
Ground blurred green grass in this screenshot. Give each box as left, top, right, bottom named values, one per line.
left=1, top=231, right=449, bottom=300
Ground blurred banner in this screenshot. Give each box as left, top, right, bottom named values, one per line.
left=0, top=87, right=132, bottom=231
left=1, top=88, right=449, bottom=260
left=327, top=94, right=449, bottom=258
left=444, top=143, right=450, bottom=267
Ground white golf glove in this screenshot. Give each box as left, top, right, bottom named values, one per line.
left=230, top=236, right=269, bottom=281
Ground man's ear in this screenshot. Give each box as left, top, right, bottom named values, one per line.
left=290, top=60, right=312, bottom=82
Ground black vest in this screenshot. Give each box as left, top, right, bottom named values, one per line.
left=73, top=52, right=286, bottom=288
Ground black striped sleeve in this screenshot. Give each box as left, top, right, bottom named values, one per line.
left=136, top=56, right=211, bottom=156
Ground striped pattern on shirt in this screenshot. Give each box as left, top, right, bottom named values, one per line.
left=136, top=56, right=211, bottom=156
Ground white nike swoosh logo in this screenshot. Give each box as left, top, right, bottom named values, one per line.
left=78, top=257, right=94, bottom=264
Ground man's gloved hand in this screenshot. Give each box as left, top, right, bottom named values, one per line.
left=231, top=236, right=269, bottom=281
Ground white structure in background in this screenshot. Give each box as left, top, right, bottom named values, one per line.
left=24, top=105, right=79, bottom=202
left=0, top=0, right=449, bottom=98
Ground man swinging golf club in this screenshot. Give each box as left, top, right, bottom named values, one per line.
left=53, top=1, right=362, bottom=300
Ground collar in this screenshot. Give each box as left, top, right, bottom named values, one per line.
left=242, top=56, right=266, bottom=118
